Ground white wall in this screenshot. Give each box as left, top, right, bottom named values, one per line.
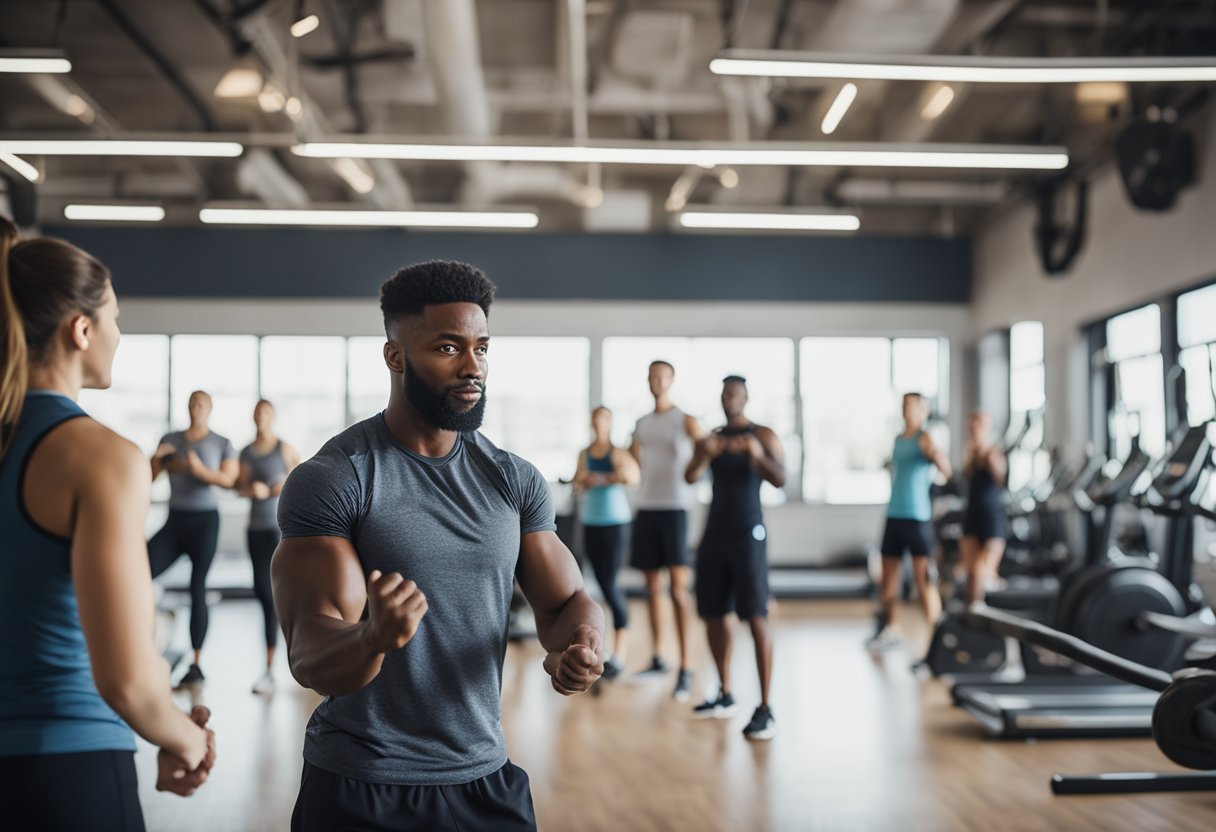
left=972, top=103, right=1216, bottom=449
left=118, top=298, right=970, bottom=565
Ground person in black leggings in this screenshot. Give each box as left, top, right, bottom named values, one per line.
left=149, top=390, right=239, bottom=685
left=573, top=407, right=639, bottom=680
left=961, top=410, right=1008, bottom=604
left=238, top=399, right=300, bottom=694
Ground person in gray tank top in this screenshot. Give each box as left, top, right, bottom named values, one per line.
left=149, top=390, right=238, bottom=686
left=274, top=260, right=604, bottom=831
left=629, top=359, right=703, bottom=702
left=237, top=399, right=299, bottom=695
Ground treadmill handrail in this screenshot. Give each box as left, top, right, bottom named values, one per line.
left=963, top=605, right=1173, bottom=693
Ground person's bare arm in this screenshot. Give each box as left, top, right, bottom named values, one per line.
left=186, top=453, right=239, bottom=489
left=572, top=450, right=593, bottom=491
left=150, top=441, right=177, bottom=481
left=235, top=460, right=256, bottom=498
left=516, top=531, right=604, bottom=695
left=270, top=444, right=301, bottom=497
left=71, top=432, right=211, bottom=774
left=685, top=414, right=705, bottom=442
left=610, top=447, right=640, bottom=486
left=272, top=536, right=427, bottom=698
left=685, top=433, right=723, bottom=484
left=987, top=446, right=1008, bottom=488
left=629, top=434, right=641, bottom=465
left=920, top=432, right=953, bottom=480
left=746, top=427, right=786, bottom=488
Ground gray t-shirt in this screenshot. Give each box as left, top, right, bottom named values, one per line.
left=159, top=430, right=236, bottom=511
left=277, top=414, right=556, bottom=786
left=239, top=441, right=288, bottom=531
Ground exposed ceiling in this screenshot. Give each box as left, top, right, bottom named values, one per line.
left=1, top=0, right=1214, bottom=235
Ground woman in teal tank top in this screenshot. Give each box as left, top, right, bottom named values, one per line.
left=0, top=218, right=214, bottom=829
left=574, top=406, right=639, bottom=680
left=868, top=392, right=953, bottom=653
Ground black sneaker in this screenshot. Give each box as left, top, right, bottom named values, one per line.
left=632, top=656, right=670, bottom=678
left=692, top=688, right=738, bottom=720
left=743, top=705, right=776, bottom=741
left=177, top=664, right=205, bottom=687
left=600, top=657, right=624, bottom=682
left=672, top=669, right=694, bottom=702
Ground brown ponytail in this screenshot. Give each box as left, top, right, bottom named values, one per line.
left=0, top=216, right=26, bottom=460
left=0, top=216, right=111, bottom=461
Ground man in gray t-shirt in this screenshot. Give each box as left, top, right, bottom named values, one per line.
left=274, top=260, right=604, bottom=832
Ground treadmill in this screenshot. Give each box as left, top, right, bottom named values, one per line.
left=951, top=429, right=1207, bottom=739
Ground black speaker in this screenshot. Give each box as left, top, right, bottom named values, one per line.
left=1115, top=120, right=1196, bottom=211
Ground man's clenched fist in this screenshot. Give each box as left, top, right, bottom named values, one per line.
left=361, top=569, right=428, bottom=654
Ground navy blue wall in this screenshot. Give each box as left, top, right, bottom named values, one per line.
left=46, top=226, right=970, bottom=302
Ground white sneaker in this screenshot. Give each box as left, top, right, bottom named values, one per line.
left=251, top=670, right=275, bottom=695
left=866, top=627, right=902, bottom=652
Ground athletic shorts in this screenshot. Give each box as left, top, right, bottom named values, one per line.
left=630, top=509, right=689, bottom=570
left=0, top=750, right=144, bottom=832
left=881, top=517, right=935, bottom=558
left=963, top=503, right=1006, bottom=542
left=696, top=525, right=770, bottom=619
left=291, top=760, right=536, bottom=832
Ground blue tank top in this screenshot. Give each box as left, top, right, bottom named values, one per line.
left=888, top=431, right=934, bottom=522
left=581, top=450, right=632, bottom=527
left=0, top=392, right=135, bottom=756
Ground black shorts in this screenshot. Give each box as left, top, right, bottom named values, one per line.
left=291, top=760, right=536, bottom=832
left=630, top=509, right=689, bottom=570
left=0, top=749, right=144, bottom=832
left=696, top=526, right=770, bottom=619
left=881, top=518, right=935, bottom=558
left=963, top=504, right=1006, bottom=542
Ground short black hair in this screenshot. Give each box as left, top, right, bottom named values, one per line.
left=650, top=360, right=675, bottom=375
left=723, top=375, right=747, bottom=386
left=379, top=260, right=496, bottom=335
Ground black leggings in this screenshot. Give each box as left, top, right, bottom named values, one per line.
left=248, top=528, right=280, bottom=649
left=0, top=750, right=144, bottom=832
left=149, top=508, right=220, bottom=651
left=583, top=523, right=629, bottom=630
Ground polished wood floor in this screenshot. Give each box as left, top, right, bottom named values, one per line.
left=136, top=598, right=1216, bottom=831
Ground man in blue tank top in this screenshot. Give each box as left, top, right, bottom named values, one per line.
left=868, top=392, right=952, bottom=652
left=274, top=260, right=604, bottom=831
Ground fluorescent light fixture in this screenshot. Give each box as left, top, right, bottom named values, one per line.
left=0, top=51, right=71, bottom=74
left=331, top=158, right=376, bottom=194
left=1076, top=81, right=1128, bottom=105
left=921, top=84, right=956, bottom=120
left=291, top=14, right=320, bottom=38
left=678, top=211, right=860, bottom=232
left=821, top=83, right=858, bottom=135
left=710, top=51, right=1216, bottom=83
left=64, top=204, right=165, bottom=222
left=198, top=207, right=539, bottom=229
left=0, top=151, right=39, bottom=182
left=0, top=140, right=243, bottom=157
left=294, top=141, right=1068, bottom=170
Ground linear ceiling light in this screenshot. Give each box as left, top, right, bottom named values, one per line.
left=0, top=140, right=244, bottom=157
left=677, top=211, right=860, bottom=232
left=0, top=50, right=71, bottom=74
left=198, top=207, right=539, bottom=229
left=0, top=151, right=40, bottom=182
left=64, top=204, right=165, bottom=222
left=294, top=142, right=1067, bottom=170
left=710, top=51, right=1216, bottom=83
left=820, top=83, right=858, bottom=135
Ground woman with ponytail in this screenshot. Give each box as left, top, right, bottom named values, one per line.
left=0, top=217, right=216, bottom=830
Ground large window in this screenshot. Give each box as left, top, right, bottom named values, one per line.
left=479, top=337, right=590, bottom=482
left=601, top=337, right=797, bottom=505
left=79, top=334, right=170, bottom=456
left=169, top=335, right=260, bottom=448
left=1106, top=304, right=1165, bottom=460
left=1008, top=321, right=1046, bottom=492
left=260, top=337, right=347, bottom=459
left=347, top=337, right=390, bottom=424
left=801, top=337, right=949, bottom=504
left=1178, top=284, right=1216, bottom=425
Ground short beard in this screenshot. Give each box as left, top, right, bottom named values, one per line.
left=403, top=358, right=487, bottom=432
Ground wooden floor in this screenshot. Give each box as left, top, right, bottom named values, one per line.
left=136, top=598, right=1216, bottom=831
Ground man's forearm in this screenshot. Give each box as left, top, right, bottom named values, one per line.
left=534, top=590, right=604, bottom=655
left=288, top=616, right=387, bottom=697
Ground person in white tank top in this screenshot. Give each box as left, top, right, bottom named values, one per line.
left=628, top=360, right=703, bottom=702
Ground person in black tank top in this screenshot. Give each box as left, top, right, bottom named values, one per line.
left=684, top=376, right=785, bottom=741
left=961, top=410, right=1008, bottom=603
